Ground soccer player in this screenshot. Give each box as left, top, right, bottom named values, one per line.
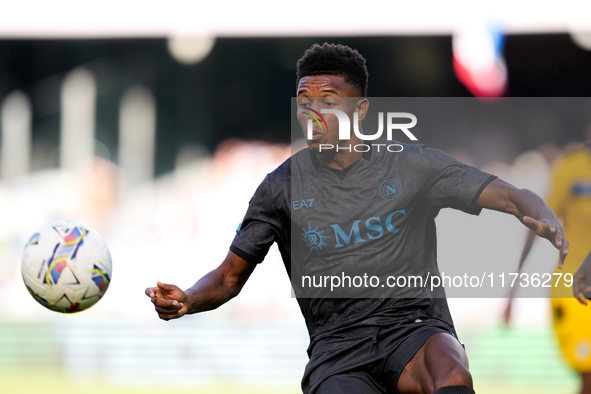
left=146, top=44, right=568, bottom=394
left=504, top=141, right=591, bottom=394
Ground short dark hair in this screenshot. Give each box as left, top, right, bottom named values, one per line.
left=296, top=43, right=368, bottom=97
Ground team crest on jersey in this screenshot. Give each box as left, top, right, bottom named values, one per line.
left=301, top=223, right=330, bottom=254
left=572, top=181, right=591, bottom=196
left=380, top=179, right=403, bottom=200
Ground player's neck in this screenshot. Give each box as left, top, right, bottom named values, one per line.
left=315, top=150, right=363, bottom=170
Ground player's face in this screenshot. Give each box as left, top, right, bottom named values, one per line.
left=296, top=75, right=365, bottom=153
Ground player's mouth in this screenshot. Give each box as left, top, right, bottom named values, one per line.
left=310, top=129, right=324, bottom=141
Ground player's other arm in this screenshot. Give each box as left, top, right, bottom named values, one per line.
left=145, top=251, right=256, bottom=321
left=476, top=178, right=569, bottom=267
left=574, top=249, right=591, bottom=305
left=502, top=229, right=536, bottom=326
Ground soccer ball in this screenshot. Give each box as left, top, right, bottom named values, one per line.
left=21, top=220, right=112, bottom=313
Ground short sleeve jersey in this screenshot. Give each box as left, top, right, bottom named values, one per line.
left=231, top=142, right=496, bottom=340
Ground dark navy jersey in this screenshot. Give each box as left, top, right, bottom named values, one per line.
left=231, top=142, right=496, bottom=342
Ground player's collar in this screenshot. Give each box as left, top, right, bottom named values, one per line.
left=309, top=148, right=372, bottom=170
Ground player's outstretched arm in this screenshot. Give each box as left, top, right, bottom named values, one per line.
left=145, top=251, right=256, bottom=321
left=476, top=178, right=569, bottom=267
left=574, top=250, right=591, bottom=305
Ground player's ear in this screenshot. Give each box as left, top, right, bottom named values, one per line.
left=354, top=98, right=369, bottom=121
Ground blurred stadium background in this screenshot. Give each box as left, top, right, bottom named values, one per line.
left=1, top=2, right=591, bottom=393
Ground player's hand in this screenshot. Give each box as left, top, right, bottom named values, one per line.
left=145, top=281, right=189, bottom=321
left=522, top=216, right=569, bottom=268
left=574, top=257, right=591, bottom=306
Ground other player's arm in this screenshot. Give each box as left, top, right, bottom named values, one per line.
left=502, top=230, right=536, bottom=325
left=475, top=178, right=569, bottom=267
left=145, top=251, right=256, bottom=321
left=502, top=158, right=568, bottom=324
left=574, top=249, right=591, bottom=305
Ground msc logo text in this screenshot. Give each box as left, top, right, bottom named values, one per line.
left=330, top=209, right=406, bottom=248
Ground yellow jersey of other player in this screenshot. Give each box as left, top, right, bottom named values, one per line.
left=548, top=144, right=591, bottom=295
left=548, top=143, right=591, bottom=373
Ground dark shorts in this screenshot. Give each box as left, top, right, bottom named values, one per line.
left=301, top=318, right=458, bottom=394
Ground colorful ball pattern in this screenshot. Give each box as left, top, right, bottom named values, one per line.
left=21, top=220, right=112, bottom=313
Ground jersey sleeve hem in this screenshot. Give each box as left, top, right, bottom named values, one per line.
left=467, top=174, right=498, bottom=215
left=230, top=244, right=264, bottom=264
